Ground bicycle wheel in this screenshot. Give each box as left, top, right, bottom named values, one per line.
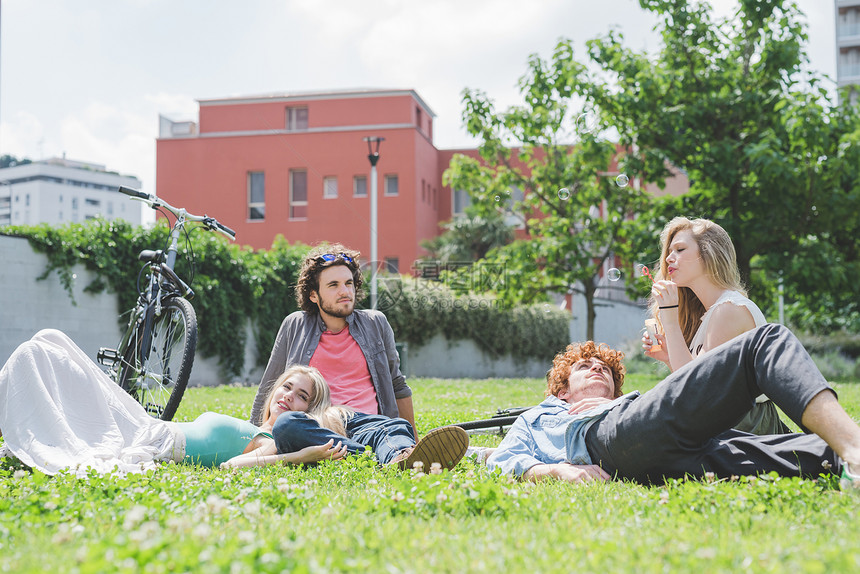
left=118, top=296, right=197, bottom=421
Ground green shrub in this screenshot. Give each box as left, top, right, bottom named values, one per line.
left=374, top=276, right=570, bottom=362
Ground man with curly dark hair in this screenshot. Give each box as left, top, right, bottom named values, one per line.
left=488, top=324, right=860, bottom=490
left=251, top=243, right=415, bottom=434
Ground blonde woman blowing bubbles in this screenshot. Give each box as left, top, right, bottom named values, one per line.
left=642, top=217, right=789, bottom=435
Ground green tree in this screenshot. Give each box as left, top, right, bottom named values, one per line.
left=420, top=211, right=514, bottom=264
left=444, top=42, right=653, bottom=340
left=580, top=0, right=860, bottom=330
left=0, top=154, right=33, bottom=168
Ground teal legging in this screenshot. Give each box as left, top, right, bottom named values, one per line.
left=175, top=412, right=266, bottom=467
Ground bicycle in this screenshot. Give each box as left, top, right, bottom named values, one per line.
left=97, top=186, right=236, bottom=420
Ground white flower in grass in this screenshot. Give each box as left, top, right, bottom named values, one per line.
left=206, top=494, right=229, bottom=514
left=242, top=500, right=263, bottom=520
left=429, top=462, right=443, bottom=475
left=12, top=470, right=27, bottom=479
left=123, top=505, right=149, bottom=529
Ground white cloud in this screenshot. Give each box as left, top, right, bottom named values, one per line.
left=0, top=111, right=47, bottom=160
left=59, top=102, right=156, bottom=194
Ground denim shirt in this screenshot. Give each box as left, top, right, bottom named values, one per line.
left=250, top=309, right=410, bottom=425
left=486, top=393, right=639, bottom=478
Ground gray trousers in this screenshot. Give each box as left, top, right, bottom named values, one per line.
left=586, top=324, right=841, bottom=484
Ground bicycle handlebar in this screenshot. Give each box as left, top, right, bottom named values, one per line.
left=118, top=185, right=151, bottom=201
left=116, top=186, right=236, bottom=240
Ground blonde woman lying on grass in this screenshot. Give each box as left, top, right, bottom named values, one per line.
left=0, top=329, right=466, bottom=475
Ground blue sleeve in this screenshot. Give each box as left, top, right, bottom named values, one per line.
left=486, top=416, right=545, bottom=478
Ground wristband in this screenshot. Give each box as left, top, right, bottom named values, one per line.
left=659, top=305, right=679, bottom=309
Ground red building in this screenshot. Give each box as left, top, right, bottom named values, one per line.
left=157, top=89, right=454, bottom=273
left=156, top=89, right=689, bottom=271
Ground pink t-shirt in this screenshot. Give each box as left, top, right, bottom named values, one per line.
left=309, top=325, right=379, bottom=414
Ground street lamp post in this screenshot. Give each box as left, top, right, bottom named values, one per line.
left=364, top=136, right=384, bottom=309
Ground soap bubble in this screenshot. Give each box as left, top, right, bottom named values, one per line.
left=607, top=268, right=622, bottom=281
left=615, top=174, right=629, bottom=188
left=494, top=195, right=501, bottom=202
left=543, top=304, right=552, bottom=313
left=558, top=188, right=571, bottom=200
left=575, top=110, right=598, bottom=135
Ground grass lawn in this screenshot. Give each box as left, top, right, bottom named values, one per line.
left=2, top=374, right=860, bottom=573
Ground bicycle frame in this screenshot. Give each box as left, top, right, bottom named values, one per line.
left=98, top=185, right=235, bottom=419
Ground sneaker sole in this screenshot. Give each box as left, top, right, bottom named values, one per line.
left=400, top=426, right=469, bottom=471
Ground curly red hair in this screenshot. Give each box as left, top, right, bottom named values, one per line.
left=545, top=341, right=625, bottom=399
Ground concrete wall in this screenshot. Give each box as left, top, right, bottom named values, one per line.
left=0, top=235, right=227, bottom=387
left=3, top=235, right=649, bottom=384
left=0, top=235, right=122, bottom=365
left=405, top=334, right=549, bottom=379
left=568, top=293, right=649, bottom=350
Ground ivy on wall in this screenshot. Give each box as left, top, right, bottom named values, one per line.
left=4, top=219, right=304, bottom=378
left=5, top=220, right=571, bottom=377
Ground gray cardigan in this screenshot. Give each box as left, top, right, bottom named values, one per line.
left=250, top=309, right=411, bottom=425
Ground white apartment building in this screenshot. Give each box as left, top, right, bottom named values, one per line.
left=0, top=157, right=144, bottom=227
left=837, top=0, right=860, bottom=105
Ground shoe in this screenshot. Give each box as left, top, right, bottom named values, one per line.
left=398, top=426, right=469, bottom=471
left=840, top=462, right=860, bottom=492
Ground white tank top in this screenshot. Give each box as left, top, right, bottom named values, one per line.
left=689, top=290, right=766, bottom=358
left=689, top=290, right=768, bottom=403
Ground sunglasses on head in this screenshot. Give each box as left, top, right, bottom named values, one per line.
left=315, top=253, right=355, bottom=264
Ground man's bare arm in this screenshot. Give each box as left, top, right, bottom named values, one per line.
left=396, top=396, right=417, bottom=436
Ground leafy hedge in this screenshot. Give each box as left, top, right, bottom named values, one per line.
left=375, top=277, right=570, bottom=363
left=5, top=220, right=571, bottom=377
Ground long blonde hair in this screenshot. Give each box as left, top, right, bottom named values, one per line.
left=649, top=217, right=746, bottom=346
left=262, top=365, right=352, bottom=436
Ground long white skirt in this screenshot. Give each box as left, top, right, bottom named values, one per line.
left=0, top=329, right=183, bottom=475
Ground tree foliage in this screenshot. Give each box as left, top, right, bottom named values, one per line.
left=420, top=212, right=513, bottom=264
left=579, top=0, right=860, bottom=331
left=444, top=42, right=653, bottom=339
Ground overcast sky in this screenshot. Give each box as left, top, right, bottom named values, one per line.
left=0, top=0, right=837, bottom=197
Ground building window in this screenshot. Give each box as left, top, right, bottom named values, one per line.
left=248, top=171, right=265, bottom=220
left=384, top=257, right=399, bottom=274
left=85, top=198, right=100, bottom=207
left=323, top=176, right=338, bottom=199
left=290, top=169, right=308, bottom=219
left=72, top=198, right=79, bottom=210
left=384, top=174, right=399, bottom=197
left=416, top=106, right=423, bottom=131
left=453, top=189, right=472, bottom=216
left=353, top=175, right=367, bottom=198
left=107, top=202, right=113, bottom=215
left=286, top=107, right=308, bottom=131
